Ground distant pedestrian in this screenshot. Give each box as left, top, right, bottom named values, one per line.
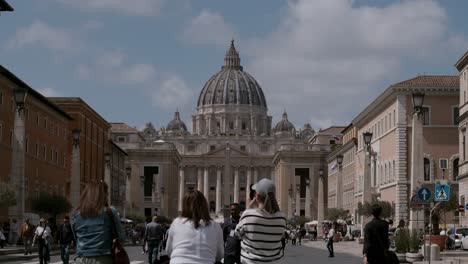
left=32, top=218, right=52, bottom=264
left=3, top=221, right=9, bottom=245
left=9, top=219, right=19, bottom=246
left=20, top=218, right=34, bottom=255
left=326, top=222, right=336, bottom=258
left=143, top=216, right=164, bottom=264
left=223, top=203, right=241, bottom=264
left=166, top=190, right=224, bottom=264
left=72, top=181, right=126, bottom=264
left=235, top=178, right=286, bottom=263
left=363, top=204, right=389, bottom=264
left=0, top=224, right=5, bottom=248
left=58, top=216, right=73, bottom=264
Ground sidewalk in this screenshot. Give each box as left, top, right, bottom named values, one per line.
left=0, top=244, right=68, bottom=262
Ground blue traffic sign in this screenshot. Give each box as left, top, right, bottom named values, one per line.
left=435, top=184, right=450, bottom=202
left=465, top=203, right=468, bottom=211
left=417, top=187, right=431, bottom=202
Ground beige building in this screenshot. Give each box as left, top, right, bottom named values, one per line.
left=457, top=51, right=468, bottom=226
left=111, top=41, right=333, bottom=219
left=328, top=75, right=459, bottom=228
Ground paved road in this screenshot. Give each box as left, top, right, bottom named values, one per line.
left=11, top=243, right=363, bottom=264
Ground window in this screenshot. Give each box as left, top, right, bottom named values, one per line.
left=329, top=140, right=335, bottom=145
left=35, top=143, right=39, bottom=157
left=55, top=151, right=59, bottom=163
left=0, top=91, right=3, bottom=104
left=240, top=145, right=246, bottom=152
left=394, top=110, right=396, bottom=125
left=25, top=137, right=29, bottom=153
left=424, top=158, right=430, bottom=181
left=242, top=122, right=246, bottom=130
left=260, top=144, right=269, bottom=152
left=44, top=118, right=48, bottom=129
left=210, top=145, right=216, bottom=151
left=9, top=129, right=13, bottom=146
left=217, top=122, right=220, bottom=128
left=453, top=158, right=459, bottom=181
left=50, top=148, right=53, bottom=161
left=36, top=113, right=40, bottom=127
left=422, top=107, right=430, bottom=125
left=43, top=145, right=46, bottom=159
left=440, top=159, right=448, bottom=171
left=389, top=113, right=392, bottom=128
left=453, top=106, right=460, bottom=125
left=464, top=134, right=466, bottom=161
left=0, top=123, right=2, bottom=143
left=117, top=136, right=126, bottom=142
left=229, top=122, right=234, bottom=129
left=187, top=144, right=195, bottom=152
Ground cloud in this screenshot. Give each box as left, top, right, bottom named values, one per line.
left=37, top=87, right=61, bottom=97
left=8, top=21, right=77, bottom=52
left=246, top=0, right=468, bottom=128
left=76, top=50, right=157, bottom=85
left=183, top=9, right=236, bottom=46
left=151, top=74, right=193, bottom=110
left=55, top=0, right=164, bottom=16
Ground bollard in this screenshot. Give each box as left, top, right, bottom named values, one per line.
left=423, top=243, right=431, bottom=261
left=430, top=243, right=440, bottom=261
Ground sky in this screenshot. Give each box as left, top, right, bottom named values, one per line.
left=1, top=0, right=467, bottom=131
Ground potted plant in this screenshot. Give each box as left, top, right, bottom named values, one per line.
left=406, top=230, right=423, bottom=263
left=394, top=228, right=409, bottom=262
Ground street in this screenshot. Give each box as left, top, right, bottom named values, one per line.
left=9, top=241, right=363, bottom=264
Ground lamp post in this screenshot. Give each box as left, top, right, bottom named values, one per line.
left=336, top=154, right=344, bottom=209
left=104, top=153, right=111, bottom=205
left=410, top=91, right=425, bottom=230
left=10, top=88, right=27, bottom=220
left=361, top=131, right=373, bottom=240
left=305, top=177, right=311, bottom=219
left=71, top=129, right=81, bottom=210
left=123, top=166, right=131, bottom=218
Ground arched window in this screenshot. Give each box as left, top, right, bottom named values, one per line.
left=453, top=158, right=459, bottom=181
left=424, top=158, right=430, bottom=181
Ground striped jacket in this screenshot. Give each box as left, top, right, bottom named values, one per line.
left=235, top=209, right=286, bottom=264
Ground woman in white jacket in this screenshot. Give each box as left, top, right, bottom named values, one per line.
left=166, top=190, right=224, bottom=264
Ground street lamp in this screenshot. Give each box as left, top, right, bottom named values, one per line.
left=125, top=167, right=131, bottom=177
left=104, top=153, right=111, bottom=166
left=412, top=92, right=425, bottom=115
left=305, top=177, right=310, bottom=186
left=13, top=89, right=26, bottom=112
left=319, top=168, right=324, bottom=178
left=72, top=129, right=81, bottom=147
left=140, top=176, right=145, bottom=186
left=363, top=132, right=373, bottom=148
left=336, top=154, right=344, bottom=167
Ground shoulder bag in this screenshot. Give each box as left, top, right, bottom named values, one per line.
left=106, top=208, right=130, bottom=264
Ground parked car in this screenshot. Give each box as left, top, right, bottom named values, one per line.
left=454, top=227, right=468, bottom=249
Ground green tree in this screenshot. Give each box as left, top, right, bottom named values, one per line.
left=0, top=183, right=17, bottom=207
left=357, top=198, right=394, bottom=219
left=327, top=208, right=349, bottom=221
left=31, top=192, right=72, bottom=219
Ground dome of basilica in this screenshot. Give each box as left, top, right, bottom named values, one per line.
left=166, top=111, right=188, bottom=135
left=197, top=40, right=267, bottom=109
left=274, top=111, right=296, bottom=134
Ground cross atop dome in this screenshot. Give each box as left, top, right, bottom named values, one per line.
left=222, top=39, right=243, bottom=70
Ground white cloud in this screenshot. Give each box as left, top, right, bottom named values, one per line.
left=151, top=74, right=193, bottom=110
left=183, top=9, right=236, bottom=46
left=246, top=0, right=468, bottom=128
left=37, top=87, right=61, bottom=97
left=55, top=0, right=164, bottom=16
left=8, top=21, right=76, bottom=52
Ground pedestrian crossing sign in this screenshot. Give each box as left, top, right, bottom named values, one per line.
left=435, top=184, right=450, bottom=202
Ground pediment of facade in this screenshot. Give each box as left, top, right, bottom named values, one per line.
left=204, top=145, right=249, bottom=158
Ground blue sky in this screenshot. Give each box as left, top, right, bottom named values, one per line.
left=1, top=0, right=467, bottom=131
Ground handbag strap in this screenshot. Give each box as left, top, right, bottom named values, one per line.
left=106, top=207, right=118, bottom=240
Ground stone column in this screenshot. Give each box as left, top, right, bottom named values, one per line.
left=104, top=161, right=111, bottom=205
left=317, top=175, right=324, bottom=226
left=216, top=168, right=222, bottom=214
left=204, top=167, right=209, bottom=198
left=178, top=167, right=185, bottom=213
left=295, top=184, right=301, bottom=217
left=124, top=168, right=131, bottom=218
left=254, top=167, right=259, bottom=183
left=287, top=185, right=293, bottom=219
left=197, top=167, right=203, bottom=192
left=207, top=117, right=212, bottom=135
left=246, top=167, right=252, bottom=203
left=234, top=167, right=239, bottom=203
left=71, top=135, right=81, bottom=211
left=10, top=105, right=26, bottom=219
left=410, top=111, right=424, bottom=230
left=305, top=177, right=311, bottom=219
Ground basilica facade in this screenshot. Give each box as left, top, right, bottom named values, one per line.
left=111, top=41, right=337, bottom=220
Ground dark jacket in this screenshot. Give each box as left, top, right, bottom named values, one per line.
left=144, top=222, right=163, bottom=241
left=58, top=222, right=74, bottom=244
left=223, top=217, right=241, bottom=258
left=363, top=218, right=389, bottom=262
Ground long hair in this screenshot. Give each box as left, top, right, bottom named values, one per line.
left=77, top=181, right=108, bottom=218
left=181, top=190, right=211, bottom=229
left=258, top=192, right=280, bottom=214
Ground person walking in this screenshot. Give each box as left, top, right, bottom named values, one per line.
left=58, top=216, right=74, bottom=264
left=235, top=178, right=286, bottom=264
left=20, top=218, right=34, bottom=255
left=32, top=218, right=52, bottom=264
left=9, top=219, right=19, bottom=246
left=223, top=203, right=241, bottom=264
left=72, top=181, right=125, bottom=264
left=166, top=190, right=224, bottom=264
left=0, top=223, right=6, bottom=248
left=363, top=204, right=390, bottom=264
left=326, top=222, right=336, bottom=258
left=143, top=216, right=164, bottom=264
left=3, top=221, right=9, bottom=246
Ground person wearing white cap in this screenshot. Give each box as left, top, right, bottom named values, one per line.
left=235, top=178, right=286, bottom=264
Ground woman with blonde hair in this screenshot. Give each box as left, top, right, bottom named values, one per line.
left=71, top=181, right=125, bottom=264
left=166, top=190, right=224, bottom=263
